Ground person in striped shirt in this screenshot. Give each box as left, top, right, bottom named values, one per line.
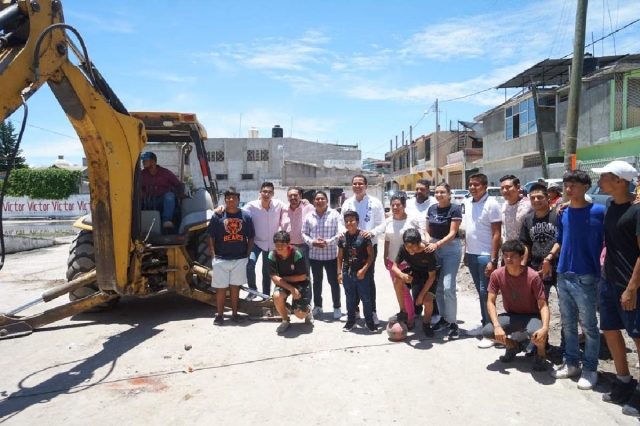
left=303, top=191, right=343, bottom=320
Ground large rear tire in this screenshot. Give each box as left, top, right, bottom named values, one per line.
left=195, top=232, right=212, bottom=290
left=67, top=230, right=120, bottom=311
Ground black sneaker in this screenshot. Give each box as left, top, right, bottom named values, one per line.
left=365, top=322, right=378, bottom=333
left=603, top=378, right=637, bottom=404
left=422, top=323, right=434, bottom=338
left=532, top=355, right=547, bottom=371
left=343, top=321, right=356, bottom=332
left=432, top=317, right=450, bottom=332
left=446, top=323, right=459, bottom=340
left=389, top=311, right=408, bottom=323
left=623, top=389, right=640, bottom=417
left=213, top=315, right=224, bottom=326
left=231, top=314, right=245, bottom=324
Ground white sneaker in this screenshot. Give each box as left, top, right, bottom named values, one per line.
left=577, top=370, right=598, bottom=390
left=276, top=321, right=290, bottom=334
left=305, top=310, right=314, bottom=324
left=372, top=312, right=380, bottom=325
left=430, top=315, right=441, bottom=325
left=477, top=337, right=495, bottom=349
left=466, top=324, right=484, bottom=337
left=552, top=363, right=582, bottom=379
left=333, top=308, right=343, bottom=319
left=312, top=306, right=323, bottom=317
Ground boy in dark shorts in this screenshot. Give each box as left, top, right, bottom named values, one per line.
left=337, top=210, right=375, bottom=332
left=269, top=231, right=313, bottom=334
left=391, top=228, right=438, bottom=337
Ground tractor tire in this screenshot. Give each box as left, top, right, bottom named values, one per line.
left=67, top=230, right=120, bottom=311
left=195, top=232, right=212, bottom=290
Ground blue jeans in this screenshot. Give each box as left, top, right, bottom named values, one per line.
left=557, top=273, right=600, bottom=371
left=434, top=238, right=462, bottom=324
left=343, top=272, right=373, bottom=323
left=247, top=245, right=271, bottom=295
left=310, top=258, right=341, bottom=309
left=466, top=253, right=490, bottom=326
left=142, top=192, right=175, bottom=222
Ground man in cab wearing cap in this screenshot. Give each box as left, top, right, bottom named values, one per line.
left=140, top=151, right=186, bottom=229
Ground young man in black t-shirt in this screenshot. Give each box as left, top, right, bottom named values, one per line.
left=206, top=189, right=255, bottom=326
left=592, top=161, right=640, bottom=415
left=520, top=183, right=558, bottom=298
left=268, top=231, right=313, bottom=334
left=337, top=210, right=375, bottom=332
left=391, top=228, right=438, bottom=337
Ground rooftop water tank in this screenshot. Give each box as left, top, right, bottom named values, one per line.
left=272, top=125, right=283, bottom=138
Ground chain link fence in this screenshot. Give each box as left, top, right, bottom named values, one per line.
left=577, top=156, right=640, bottom=181
left=613, top=73, right=640, bottom=131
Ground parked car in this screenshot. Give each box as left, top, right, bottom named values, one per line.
left=451, top=189, right=469, bottom=204
left=406, top=191, right=416, bottom=199
left=523, top=178, right=563, bottom=195
left=585, top=181, right=636, bottom=206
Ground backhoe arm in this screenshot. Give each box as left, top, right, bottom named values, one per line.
left=0, top=0, right=146, bottom=292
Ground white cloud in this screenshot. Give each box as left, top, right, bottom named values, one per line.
left=135, top=71, right=196, bottom=84
left=66, top=11, right=134, bottom=34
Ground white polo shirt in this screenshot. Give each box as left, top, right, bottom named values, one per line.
left=462, top=192, right=502, bottom=255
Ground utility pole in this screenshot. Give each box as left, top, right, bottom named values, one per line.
left=564, top=0, right=588, bottom=171
left=530, top=84, right=549, bottom=178
left=239, top=113, right=242, bottom=138
left=409, top=125, right=413, bottom=175
left=434, top=98, right=439, bottom=184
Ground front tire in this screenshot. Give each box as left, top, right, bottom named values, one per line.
left=67, top=230, right=120, bottom=311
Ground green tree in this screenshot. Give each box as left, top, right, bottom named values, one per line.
left=0, top=120, right=28, bottom=172
left=6, top=168, right=81, bottom=199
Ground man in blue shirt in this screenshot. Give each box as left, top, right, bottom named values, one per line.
left=207, top=189, right=255, bottom=326
left=542, top=170, right=605, bottom=390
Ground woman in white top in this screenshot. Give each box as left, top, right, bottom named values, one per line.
left=384, top=195, right=423, bottom=328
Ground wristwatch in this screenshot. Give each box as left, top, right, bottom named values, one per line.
left=490, top=258, right=498, bottom=265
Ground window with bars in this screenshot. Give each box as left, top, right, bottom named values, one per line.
left=246, top=149, right=269, bottom=161
left=215, top=174, right=228, bottom=180
left=207, top=150, right=224, bottom=162
left=612, top=72, right=640, bottom=132
left=241, top=173, right=254, bottom=180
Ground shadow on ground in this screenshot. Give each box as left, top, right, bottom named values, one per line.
left=0, top=294, right=216, bottom=423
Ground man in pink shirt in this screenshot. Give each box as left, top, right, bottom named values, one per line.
left=140, top=152, right=185, bottom=229
left=280, top=187, right=314, bottom=276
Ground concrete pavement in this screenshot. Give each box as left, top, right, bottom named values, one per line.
left=0, top=242, right=635, bottom=425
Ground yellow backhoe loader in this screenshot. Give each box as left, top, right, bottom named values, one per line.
left=0, top=0, right=279, bottom=339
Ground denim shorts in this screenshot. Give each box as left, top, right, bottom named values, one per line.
left=600, top=278, right=640, bottom=338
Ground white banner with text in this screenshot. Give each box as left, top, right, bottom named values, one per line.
left=2, top=195, right=91, bottom=218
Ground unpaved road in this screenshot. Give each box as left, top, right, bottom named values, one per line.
left=0, top=242, right=635, bottom=425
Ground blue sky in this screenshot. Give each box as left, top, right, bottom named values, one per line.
left=7, top=0, right=640, bottom=166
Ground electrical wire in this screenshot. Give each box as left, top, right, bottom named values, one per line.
left=0, top=94, right=28, bottom=271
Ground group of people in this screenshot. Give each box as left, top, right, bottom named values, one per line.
left=204, top=163, right=640, bottom=418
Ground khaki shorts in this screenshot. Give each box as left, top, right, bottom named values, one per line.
left=211, top=257, right=248, bottom=289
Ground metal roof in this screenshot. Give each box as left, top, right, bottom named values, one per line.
left=497, top=54, right=640, bottom=88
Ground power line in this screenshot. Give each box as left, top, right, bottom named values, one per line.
left=559, top=16, right=640, bottom=59
left=7, top=119, right=78, bottom=140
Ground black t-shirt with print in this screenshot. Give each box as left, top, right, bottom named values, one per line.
left=395, top=243, right=437, bottom=275
left=338, top=231, right=372, bottom=273
left=427, top=203, right=462, bottom=240
left=520, top=210, right=558, bottom=274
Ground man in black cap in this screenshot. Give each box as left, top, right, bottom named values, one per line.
left=140, top=151, right=186, bottom=229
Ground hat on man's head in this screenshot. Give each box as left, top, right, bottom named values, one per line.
left=548, top=183, right=562, bottom=193
left=592, top=160, right=638, bottom=182
left=141, top=152, right=157, bottom=161
left=537, top=177, right=546, bottom=182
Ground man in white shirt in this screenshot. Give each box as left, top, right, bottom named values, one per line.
left=406, top=179, right=438, bottom=226
left=340, top=175, right=386, bottom=324
left=462, top=173, right=502, bottom=348
left=236, top=182, right=285, bottom=299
